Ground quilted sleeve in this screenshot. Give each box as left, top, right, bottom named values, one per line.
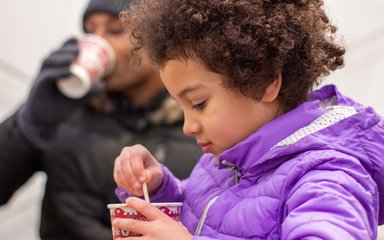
left=281, top=157, right=378, bottom=240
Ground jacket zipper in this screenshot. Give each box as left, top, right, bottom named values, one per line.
left=194, top=160, right=240, bottom=236
left=194, top=195, right=220, bottom=236
left=221, top=160, right=239, bottom=184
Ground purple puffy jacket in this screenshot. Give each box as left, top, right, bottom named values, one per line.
left=117, top=85, right=384, bottom=239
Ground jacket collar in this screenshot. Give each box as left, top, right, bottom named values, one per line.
left=217, top=99, right=326, bottom=173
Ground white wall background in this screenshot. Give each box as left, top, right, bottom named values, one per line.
left=0, top=0, right=383, bottom=239
left=0, top=1, right=88, bottom=239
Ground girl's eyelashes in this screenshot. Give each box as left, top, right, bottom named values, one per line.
left=192, top=101, right=207, bottom=110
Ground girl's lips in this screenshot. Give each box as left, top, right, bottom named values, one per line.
left=198, top=142, right=213, bottom=153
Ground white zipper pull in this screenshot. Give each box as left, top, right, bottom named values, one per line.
left=221, top=160, right=240, bottom=184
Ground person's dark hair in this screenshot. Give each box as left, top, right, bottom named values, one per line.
left=121, top=0, right=345, bottom=112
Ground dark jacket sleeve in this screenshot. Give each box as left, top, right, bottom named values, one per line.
left=0, top=113, right=42, bottom=205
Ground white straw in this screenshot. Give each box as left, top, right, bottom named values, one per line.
left=142, top=182, right=150, bottom=203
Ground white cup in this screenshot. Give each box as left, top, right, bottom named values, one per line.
left=57, top=34, right=116, bottom=98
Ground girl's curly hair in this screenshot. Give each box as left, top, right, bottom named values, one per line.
left=121, top=0, right=346, bottom=112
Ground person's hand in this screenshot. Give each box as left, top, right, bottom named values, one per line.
left=114, top=144, right=164, bottom=197
left=17, top=38, right=83, bottom=149
left=21, top=38, right=80, bottom=125
left=112, top=197, right=192, bottom=240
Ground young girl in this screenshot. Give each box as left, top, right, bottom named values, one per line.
left=112, top=0, right=384, bottom=239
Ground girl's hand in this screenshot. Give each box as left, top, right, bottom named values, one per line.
left=113, top=197, right=192, bottom=240
left=114, top=144, right=163, bottom=196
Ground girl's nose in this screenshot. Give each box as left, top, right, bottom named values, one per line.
left=183, top=114, right=200, bottom=136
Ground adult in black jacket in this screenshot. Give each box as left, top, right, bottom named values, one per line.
left=0, top=0, right=201, bottom=239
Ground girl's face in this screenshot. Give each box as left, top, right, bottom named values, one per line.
left=161, top=59, right=282, bottom=163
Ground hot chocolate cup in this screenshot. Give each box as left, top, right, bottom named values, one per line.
left=57, top=34, right=116, bottom=98
left=107, top=202, right=182, bottom=238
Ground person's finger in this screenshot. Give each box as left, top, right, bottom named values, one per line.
left=112, top=218, right=151, bottom=237
left=114, top=153, right=136, bottom=193
left=114, top=156, right=128, bottom=188
left=124, top=146, right=146, bottom=192
left=119, top=147, right=147, bottom=195
left=144, top=168, right=153, bottom=184
left=125, top=159, right=144, bottom=194
left=37, top=67, right=72, bottom=83
left=130, top=153, right=147, bottom=184
left=61, top=38, right=79, bottom=51
left=126, top=197, right=169, bottom=221
left=43, top=51, right=77, bottom=67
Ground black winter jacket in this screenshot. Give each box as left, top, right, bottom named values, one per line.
left=0, top=91, right=201, bottom=239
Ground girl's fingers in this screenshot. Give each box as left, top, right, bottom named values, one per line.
left=126, top=197, right=169, bottom=221
left=112, top=217, right=151, bottom=237
left=114, top=156, right=130, bottom=189
left=144, top=169, right=153, bottom=184
left=130, top=153, right=147, bottom=183
left=124, top=157, right=143, bottom=194
left=115, top=148, right=141, bottom=194
left=115, top=145, right=156, bottom=195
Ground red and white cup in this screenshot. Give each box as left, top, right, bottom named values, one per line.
left=57, top=34, right=116, bottom=98
left=107, top=202, right=182, bottom=238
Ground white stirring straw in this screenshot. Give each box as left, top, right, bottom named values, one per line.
left=142, top=182, right=150, bottom=203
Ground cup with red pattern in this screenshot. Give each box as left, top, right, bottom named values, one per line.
left=107, top=202, right=182, bottom=238
left=57, top=34, right=116, bottom=99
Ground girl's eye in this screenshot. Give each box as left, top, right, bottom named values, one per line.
left=192, top=101, right=206, bottom=110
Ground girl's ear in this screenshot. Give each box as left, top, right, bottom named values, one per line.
left=261, top=73, right=282, bottom=103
